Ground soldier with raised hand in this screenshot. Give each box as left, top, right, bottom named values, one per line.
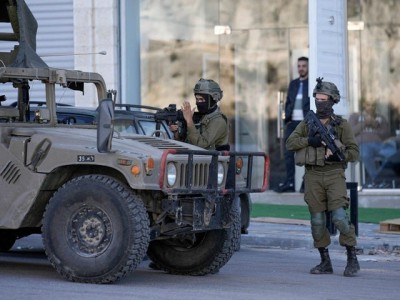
left=151, top=79, right=230, bottom=271
left=286, top=78, right=360, bottom=277
left=170, top=78, right=230, bottom=151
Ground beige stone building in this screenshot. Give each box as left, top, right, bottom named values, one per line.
left=2, top=0, right=399, bottom=190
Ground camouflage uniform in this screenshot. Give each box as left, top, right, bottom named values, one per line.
left=175, top=78, right=229, bottom=151
left=286, top=77, right=360, bottom=277
left=186, top=109, right=229, bottom=150
left=286, top=115, right=359, bottom=247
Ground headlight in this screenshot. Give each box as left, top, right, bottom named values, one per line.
left=167, top=162, right=177, bottom=186
left=217, top=162, right=225, bottom=185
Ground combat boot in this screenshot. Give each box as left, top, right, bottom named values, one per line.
left=310, top=247, right=333, bottom=274
left=343, top=246, right=360, bottom=277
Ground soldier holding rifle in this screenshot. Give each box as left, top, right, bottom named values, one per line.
left=286, top=78, right=360, bottom=277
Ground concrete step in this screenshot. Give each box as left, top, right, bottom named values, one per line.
left=379, top=218, right=400, bottom=233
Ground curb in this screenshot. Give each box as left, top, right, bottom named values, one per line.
left=241, top=218, right=400, bottom=255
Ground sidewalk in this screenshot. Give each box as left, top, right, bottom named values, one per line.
left=251, top=190, right=400, bottom=208
left=245, top=190, right=400, bottom=254
left=242, top=217, right=400, bottom=255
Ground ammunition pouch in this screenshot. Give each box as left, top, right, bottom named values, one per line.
left=295, top=146, right=325, bottom=166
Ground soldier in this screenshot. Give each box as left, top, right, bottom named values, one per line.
left=151, top=79, right=230, bottom=270
left=286, top=78, right=360, bottom=277
left=170, top=78, right=230, bottom=151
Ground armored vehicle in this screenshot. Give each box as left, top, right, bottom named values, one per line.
left=0, top=0, right=269, bottom=283
left=13, top=101, right=254, bottom=233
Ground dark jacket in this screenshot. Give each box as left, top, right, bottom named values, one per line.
left=284, top=78, right=310, bottom=123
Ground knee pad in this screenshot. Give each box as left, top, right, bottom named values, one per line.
left=310, top=212, right=326, bottom=241
left=332, top=207, right=350, bottom=234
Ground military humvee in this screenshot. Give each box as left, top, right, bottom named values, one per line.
left=0, top=0, right=269, bottom=283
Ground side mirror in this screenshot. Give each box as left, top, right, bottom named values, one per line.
left=97, top=98, right=114, bottom=153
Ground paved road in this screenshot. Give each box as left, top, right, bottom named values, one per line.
left=1, top=231, right=399, bottom=300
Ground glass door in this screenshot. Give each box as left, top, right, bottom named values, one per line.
left=219, top=27, right=308, bottom=190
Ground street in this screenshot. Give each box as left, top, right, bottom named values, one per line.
left=0, top=235, right=399, bottom=300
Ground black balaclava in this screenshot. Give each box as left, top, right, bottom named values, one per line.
left=196, top=94, right=217, bottom=115
left=315, top=98, right=334, bottom=119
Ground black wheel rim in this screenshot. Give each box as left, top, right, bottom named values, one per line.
left=67, top=206, right=113, bottom=257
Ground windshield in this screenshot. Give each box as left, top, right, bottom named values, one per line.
left=114, top=118, right=173, bottom=138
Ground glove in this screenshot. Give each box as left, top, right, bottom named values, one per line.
left=308, top=135, right=323, bottom=148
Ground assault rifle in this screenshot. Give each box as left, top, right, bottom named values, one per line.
left=154, top=104, right=185, bottom=124
left=305, top=110, right=345, bottom=162
left=155, top=104, right=204, bottom=139
left=155, top=104, right=187, bottom=138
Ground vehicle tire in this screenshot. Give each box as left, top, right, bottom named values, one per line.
left=0, top=232, right=16, bottom=252
left=42, top=175, right=150, bottom=283
left=231, top=201, right=242, bottom=251
left=147, top=206, right=240, bottom=275
left=240, top=193, right=252, bottom=234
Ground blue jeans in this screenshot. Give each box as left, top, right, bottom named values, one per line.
left=283, top=120, right=301, bottom=185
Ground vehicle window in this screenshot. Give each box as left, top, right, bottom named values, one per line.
left=57, top=113, right=96, bottom=125
left=114, top=121, right=139, bottom=134
left=138, top=120, right=172, bottom=138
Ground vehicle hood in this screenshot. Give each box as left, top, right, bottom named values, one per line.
left=27, top=126, right=196, bottom=151
left=17, top=126, right=199, bottom=172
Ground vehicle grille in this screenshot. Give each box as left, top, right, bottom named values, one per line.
left=0, top=161, right=21, bottom=184
left=179, top=162, right=209, bottom=188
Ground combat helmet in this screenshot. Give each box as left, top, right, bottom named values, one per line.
left=193, top=78, right=223, bottom=102
left=312, top=77, right=340, bottom=103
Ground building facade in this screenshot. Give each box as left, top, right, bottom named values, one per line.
left=2, top=0, right=399, bottom=190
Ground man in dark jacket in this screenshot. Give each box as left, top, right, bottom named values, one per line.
left=275, top=56, right=310, bottom=193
